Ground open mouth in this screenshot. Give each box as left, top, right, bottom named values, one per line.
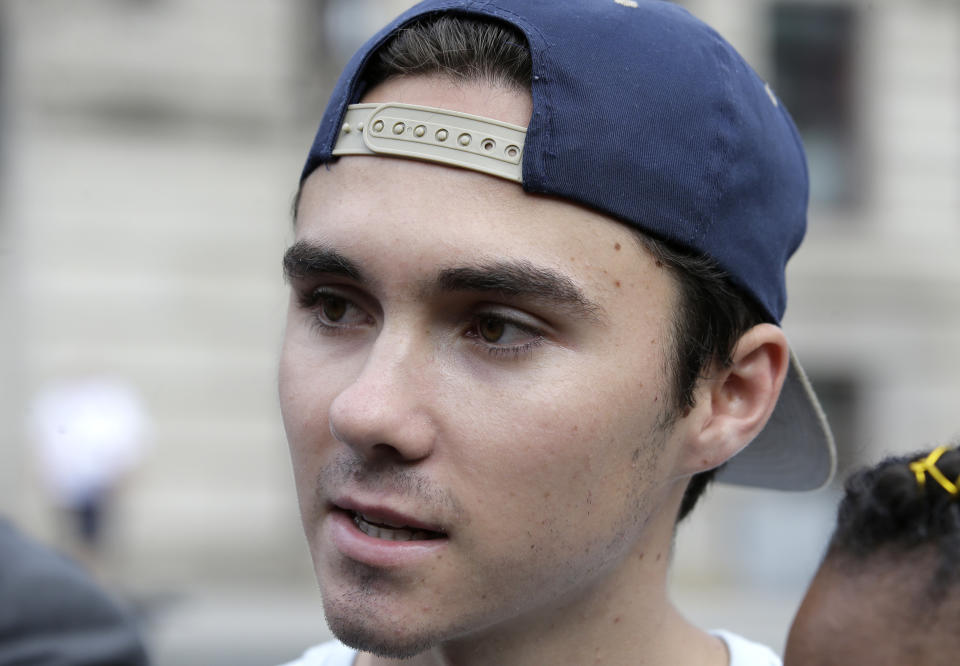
left=350, top=511, right=446, bottom=542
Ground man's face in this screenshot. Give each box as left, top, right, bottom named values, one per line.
left=279, top=77, right=696, bottom=658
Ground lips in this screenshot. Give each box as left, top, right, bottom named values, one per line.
left=325, top=503, right=449, bottom=568
left=332, top=500, right=448, bottom=543
left=351, top=511, right=445, bottom=541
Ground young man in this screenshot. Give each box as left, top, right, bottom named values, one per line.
left=278, top=2, right=835, bottom=664
left=785, top=444, right=960, bottom=666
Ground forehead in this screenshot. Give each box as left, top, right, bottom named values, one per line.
left=296, top=152, right=667, bottom=315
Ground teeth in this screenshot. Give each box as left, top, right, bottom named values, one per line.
left=359, top=512, right=405, bottom=529
left=352, top=512, right=439, bottom=541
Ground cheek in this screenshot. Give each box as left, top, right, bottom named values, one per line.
left=451, top=380, right=663, bottom=542
left=445, top=398, right=667, bottom=601
left=279, top=351, right=349, bottom=535
left=278, top=352, right=313, bottom=450
left=278, top=341, right=339, bottom=476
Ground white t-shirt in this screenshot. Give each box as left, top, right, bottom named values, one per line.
left=278, top=641, right=355, bottom=666
left=712, top=629, right=782, bottom=666
left=279, top=631, right=781, bottom=666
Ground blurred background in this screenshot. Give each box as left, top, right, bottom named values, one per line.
left=0, top=0, right=957, bottom=663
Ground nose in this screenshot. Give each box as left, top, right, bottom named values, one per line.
left=328, top=329, right=437, bottom=463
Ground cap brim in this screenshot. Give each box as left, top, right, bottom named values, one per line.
left=716, top=348, right=836, bottom=491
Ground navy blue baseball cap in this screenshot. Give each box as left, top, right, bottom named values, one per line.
left=300, top=0, right=835, bottom=491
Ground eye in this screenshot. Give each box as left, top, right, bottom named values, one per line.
left=467, top=313, right=546, bottom=358
left=320, top=295, right=348, bottom=322
left=477, top=316, right=507, bottom=343
left=299, top=288, right=373, bottom=333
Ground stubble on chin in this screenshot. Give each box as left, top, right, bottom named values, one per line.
left=306, top=452, right=467, bottom=659
left=322, top=560, right=442, bottom=660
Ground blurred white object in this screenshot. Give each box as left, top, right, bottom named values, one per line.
left=31, top=376, right=150, bottom=509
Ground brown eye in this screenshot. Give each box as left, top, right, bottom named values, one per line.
left=477, top=317, right=505, bottom=343
left=321, top=296, right=347, bottom=322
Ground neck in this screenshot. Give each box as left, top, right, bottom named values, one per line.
left=362, top=484, right=727, bottom=666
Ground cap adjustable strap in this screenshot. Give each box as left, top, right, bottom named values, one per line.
left=332, top=103, right=527, bottom=183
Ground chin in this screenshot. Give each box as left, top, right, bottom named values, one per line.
left=320, top=576, right=445, bottom=659
left=327, top=612, right=439, bottom=660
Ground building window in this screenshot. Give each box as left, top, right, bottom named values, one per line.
left=771, top=4, right=858, bottom=208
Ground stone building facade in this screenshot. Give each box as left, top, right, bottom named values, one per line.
left=2, top=0, right=958, bottom=617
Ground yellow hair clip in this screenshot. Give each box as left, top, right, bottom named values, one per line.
left=909, top=446, right=959, bottom=496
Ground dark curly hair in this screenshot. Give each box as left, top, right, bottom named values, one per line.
left=827, top=444, right=960, bottom=597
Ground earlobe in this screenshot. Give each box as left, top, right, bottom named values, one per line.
left=681, top=324, right=790, bottom=475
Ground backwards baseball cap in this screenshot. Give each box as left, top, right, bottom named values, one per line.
left=300, top=0, right=836, bottom=491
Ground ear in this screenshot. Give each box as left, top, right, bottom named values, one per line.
left=678, top=323, right=790, bottom=476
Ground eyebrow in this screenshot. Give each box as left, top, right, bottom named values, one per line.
left=282, top=241, right=364, bottom=283
left=435, top=261, right=605, bottom=323
left=282, top=242, right=605, bottom=323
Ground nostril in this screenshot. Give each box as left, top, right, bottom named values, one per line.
left=370, top=441, right=411, bottom=461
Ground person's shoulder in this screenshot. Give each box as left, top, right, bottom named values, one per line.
left=0, top=517, right=149, bottom=665
left=0, top=517, right=124, bottom=619
left=278, top=640, right=358, bottom=666
left=711, top=629, right=782, bottom=666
